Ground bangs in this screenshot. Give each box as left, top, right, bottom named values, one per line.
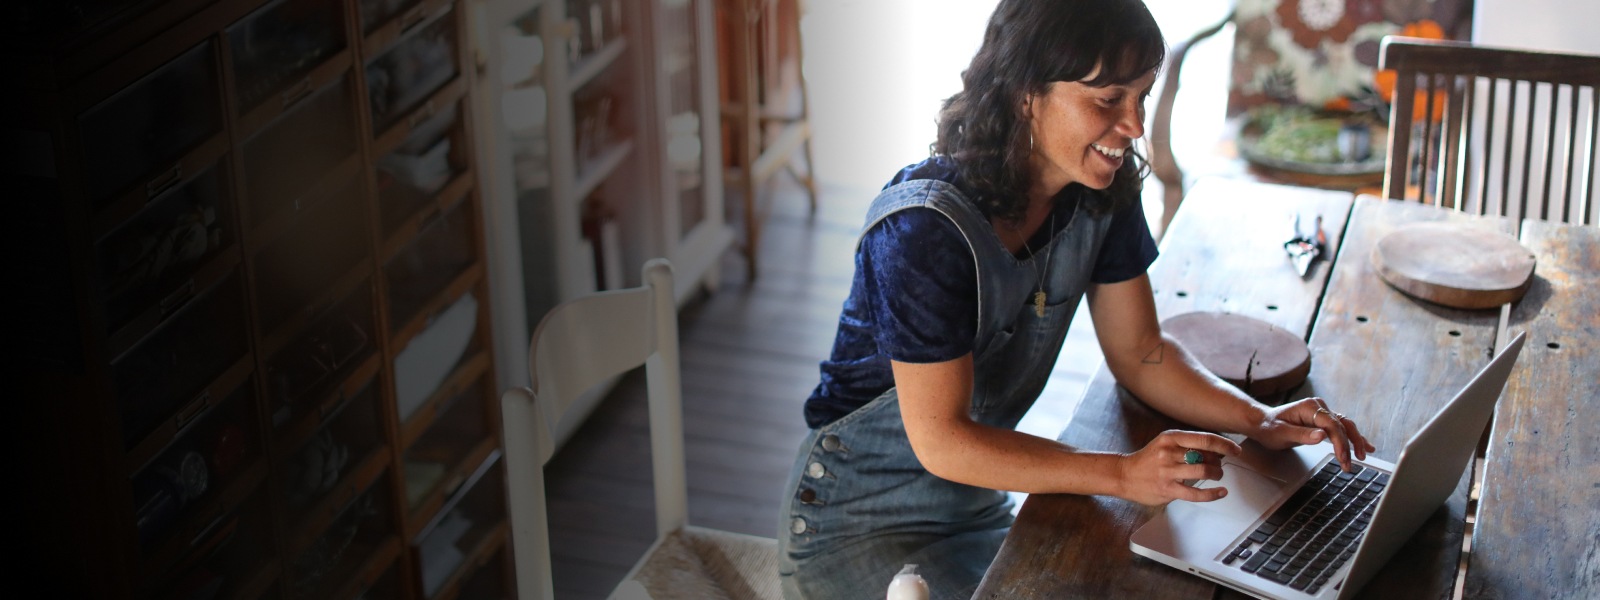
left=1032, top=2, right=1165, bottom=88
left=1083, top=32, right=1164, bottom=87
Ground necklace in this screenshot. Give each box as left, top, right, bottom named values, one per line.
left=1023, top=210, right=1055, bottom=318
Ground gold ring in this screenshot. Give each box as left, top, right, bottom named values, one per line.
left=1314, top=407, right=1332, bottom=423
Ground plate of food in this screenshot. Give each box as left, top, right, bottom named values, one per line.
left=1238, top=105, right=1388, bottom=181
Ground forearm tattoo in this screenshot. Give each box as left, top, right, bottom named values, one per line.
left=1141, top=342, right=1166, bottom=364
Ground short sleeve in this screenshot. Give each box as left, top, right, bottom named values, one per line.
left=1090, top=199, right=1160, bottom=284
left=860, top=208, right=977, bottom=363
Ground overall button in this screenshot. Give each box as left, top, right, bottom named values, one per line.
left=821, top=435, right=843, bottom=452
left=806, top=462, right=826, bottom=479
left=790, top=517, right=809, bottom=535
left=799, top=489, right=818, bottom=504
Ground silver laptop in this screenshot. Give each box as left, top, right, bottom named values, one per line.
left=1130, top=331, right=1526, bottom=600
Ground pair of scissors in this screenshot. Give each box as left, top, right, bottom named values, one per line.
left=1284, top=214, right=1327, bottom=277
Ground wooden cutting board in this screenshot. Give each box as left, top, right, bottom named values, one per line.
left=1162, top=311, right=1310, bottom=400
left=1371, top=222, right=1536, bottom=309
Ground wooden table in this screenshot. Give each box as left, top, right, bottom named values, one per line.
left=974, top=179, right=1595, bottom=599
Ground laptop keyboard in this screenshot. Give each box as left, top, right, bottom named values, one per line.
left=1221, top=461, right=1390, bottom=595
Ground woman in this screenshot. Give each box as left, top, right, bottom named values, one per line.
left=776, top=1, right=1376, bottom=598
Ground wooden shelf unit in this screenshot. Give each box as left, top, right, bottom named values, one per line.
left=8, top=0, right=510, bottom=597
left=471, top=0, right=734, bottom=446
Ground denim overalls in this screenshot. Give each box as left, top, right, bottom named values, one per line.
left=778, top=180, right=1114, bottom=599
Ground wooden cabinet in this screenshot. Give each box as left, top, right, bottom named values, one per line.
left=8, top=0, right=509, bottom=597
left=470, top=0, right=732, bottom=441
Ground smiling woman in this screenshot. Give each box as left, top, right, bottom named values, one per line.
left=775, top=1, right=1376, bottom=599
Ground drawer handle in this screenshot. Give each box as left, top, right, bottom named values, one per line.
left=401, top=5, right=430, bottom=34
left=408, top=100, right=437, bottom=129
left=158, top=279, right=197, bottom=317
left=175, top=390, right=211, bottom=430
left=281, top=77, right=314, bottom=109
left=145, top=164, right=182, bottom=199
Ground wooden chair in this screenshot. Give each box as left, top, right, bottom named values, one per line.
left=1380, top=36, right=1600, bottom=225
left=500, top=258, right=781, bottom=599
left=719, top=0, right=818, bottom=280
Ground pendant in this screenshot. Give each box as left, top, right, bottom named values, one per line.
left=1033, top=290, right=1046, bottom=318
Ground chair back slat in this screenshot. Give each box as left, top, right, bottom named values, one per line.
left=529, top=285, right=655, bottom=444
left=1380, top=37, right=1600, bottom=226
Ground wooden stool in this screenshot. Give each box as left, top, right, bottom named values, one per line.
left=718, top=0, right=818, bottom=280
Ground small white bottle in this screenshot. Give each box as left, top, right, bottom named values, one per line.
left=886, top=564, right=930, bottom=600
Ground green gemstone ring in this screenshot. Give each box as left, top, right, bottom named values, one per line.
left=1184, top=449, right=1203, bottom=464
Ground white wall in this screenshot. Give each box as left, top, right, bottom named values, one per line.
left=1467, top=0, right=1599, bottom=223
left=1474, top=0, right=1600, bottom=54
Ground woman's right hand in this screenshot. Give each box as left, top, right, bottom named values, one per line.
left=1117, top=430, right=1242, bottom=505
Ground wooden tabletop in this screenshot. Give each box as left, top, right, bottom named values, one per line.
left=975, top=178, right=1355, bottom=599
left=1465, top=221, right=1600, bottom=599
left=973, top=182, right=1560, bottom=599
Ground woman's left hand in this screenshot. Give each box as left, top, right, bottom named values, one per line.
left=1251, top=397, right=1377, bottom=472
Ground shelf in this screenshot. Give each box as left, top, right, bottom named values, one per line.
left=427, top=522, right=508, bottom=600
left=390, top=262, right=483, bottom=351
left=125, top=351, right=254, bottom=471
left=235, top=50, right=355, bottom=139
left=373, top=76, right=468, bottom=155
left=411, top=448, right=499, bottom=543
left=412, top=451, right=504, bottom=597
left=406, top=437, right=496, bottom=532
left=90, top=133, right=230, bottom=238
left=571, top=138, right=634, bottom=204
left=285, top=444, right=391, bottom=557
left=362, top=0, right=455, bottom=58
left=399, top=350, right=490, bottom=447
left=380, top=172, right=474, bottom=261
left=568, top=36, right=627, bottom=92
left=258, top=259, right=372, bottom=360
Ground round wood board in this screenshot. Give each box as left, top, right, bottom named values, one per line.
left=1162, top=312, right=1310, bottom=400
left=1371, top=222, right=1536, bottom=309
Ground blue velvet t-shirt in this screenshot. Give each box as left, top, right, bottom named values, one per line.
left=801, top=157, right=1159, bottom=428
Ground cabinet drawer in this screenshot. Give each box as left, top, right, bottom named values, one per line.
left=403, top=377, right=489, bottom=512
left=253, top=175, right=369, bottom=334
left=280, top=379, right=385, bottom=521
left=113, top=271, right=249, bottom=447
left=288, top=471, right=397, bottom=599
left=385, top=197, right=476, bottom=331
left=78, top=40, right=221, bottom=207
left=228, top=0, right=348, bottom=114
left=129, top=381, right=262, bottom=550
left=366, top=5, right=459, bottom=132
left=241, top=75, right=358, bottom=229
left=95, top=163, right=235, bottom=339
left=376, top=102, right=466, bottom=237
left=264, top=280, right=377, bottom=409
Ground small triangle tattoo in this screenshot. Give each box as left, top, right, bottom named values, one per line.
left=1141, top=343, right=1166, bottom=364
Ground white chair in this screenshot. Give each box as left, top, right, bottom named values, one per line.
left=501, top=258, right=782, bottom=600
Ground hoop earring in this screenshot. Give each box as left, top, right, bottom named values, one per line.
left=1029, top=131, right=1035, bottom=151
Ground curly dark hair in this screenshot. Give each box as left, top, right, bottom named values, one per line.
left=933, top=0, right=1166, bottom=223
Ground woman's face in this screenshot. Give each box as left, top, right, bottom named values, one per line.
left=1025, top=68, right=1157, bottom=192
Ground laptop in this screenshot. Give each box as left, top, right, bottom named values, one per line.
left=1130, top=331, right=1526, bottom=600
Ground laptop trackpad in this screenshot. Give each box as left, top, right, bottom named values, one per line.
left=1185, top=460, right=1288, bottom=524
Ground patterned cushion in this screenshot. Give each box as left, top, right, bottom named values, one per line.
left=1228, top=0, right=1474, bottom=116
